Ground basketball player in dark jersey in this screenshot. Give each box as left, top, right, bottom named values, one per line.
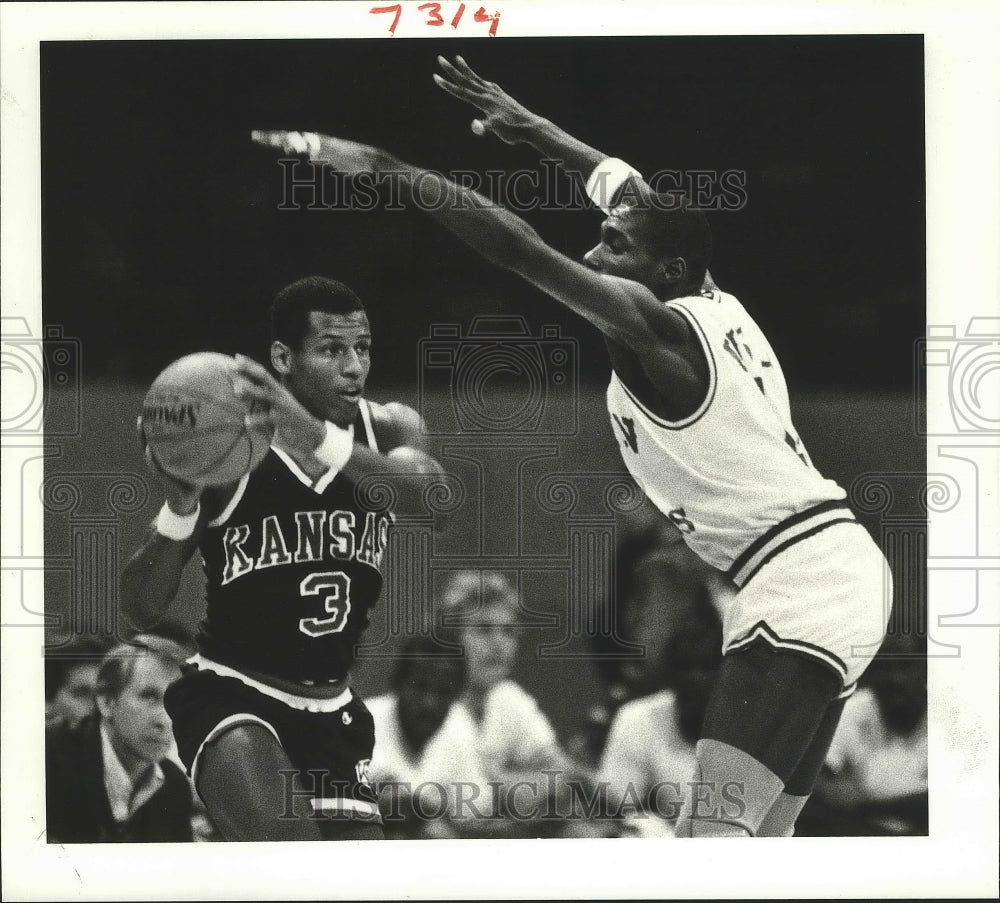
left=121, top=277, right=442, bottom=840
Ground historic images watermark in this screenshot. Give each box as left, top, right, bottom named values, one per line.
left=917, top=319, right=1000, bottom=650
left=277, top=769, right=747, bottom=826
left=352, top=313, right=648, bottom=662
left=274, top=159, right=748, bottom=213
left=264, top=146, right=744, bottom=665
left=358, top=314, right=1000, bottom=667
left=1, top=317, right=151, bottom=650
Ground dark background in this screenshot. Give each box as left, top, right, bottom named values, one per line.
left=41, top=36, right=925, bottom=738
left=42, top=36, right=924, bottom=389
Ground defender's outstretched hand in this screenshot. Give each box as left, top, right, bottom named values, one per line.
left=251, top=130, right=381, bottom=176
left=433, top=55, right=538, bottom=144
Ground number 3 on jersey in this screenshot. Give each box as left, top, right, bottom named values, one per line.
left=299, top=571, right=352, bottom=637
left=612, top=414, right=639, bottom=453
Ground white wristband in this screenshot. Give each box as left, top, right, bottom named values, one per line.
left=277, top=130, right=322, bottom=159
left=302, top=131, right=321, bottom=159
left=314, top=420, right=354, bottom=470
left=585, top=157, right=643, bottom=214
left=156, top=502, right=201, bottom=541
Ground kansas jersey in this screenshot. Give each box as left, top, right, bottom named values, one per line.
left=196, top=400, right=393, bottom=682
left=606, top=289, right=851, bottom=586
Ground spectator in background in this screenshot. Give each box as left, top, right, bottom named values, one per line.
left=44, top=637, right=109, bottom=729
left=46, top=635, right=193, bottom=843
left=368, top=636, right=472, bottom=839
left=574, top=505, right=734, bottom=770
left=618, top=528, right=731, bottom=698
left=798, top=633, right=928, bottom=836
left=598, top=600, right=723, bottom=836
left=436, top=570, right=586, bottom=837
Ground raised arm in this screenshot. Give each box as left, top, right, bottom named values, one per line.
left=435, top=56, right=716, bottom=293
left=251, top=131, right=705, bottom=406
left=434, top=56, right=646, bottom=214
left=434, top=56, right=607, bottom=183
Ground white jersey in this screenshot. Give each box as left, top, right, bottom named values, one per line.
left=606, top=288, right=852, bottom=586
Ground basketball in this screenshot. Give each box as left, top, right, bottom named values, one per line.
left=142, top=352, right=273, bottom=487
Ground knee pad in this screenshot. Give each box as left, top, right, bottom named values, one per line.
left=674, top=739, right=784, bottom=838
left=756, top=792, right=809, bottom=837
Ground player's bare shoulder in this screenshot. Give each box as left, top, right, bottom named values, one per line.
left=364, top=399, right=425, bottom=451
left=366, top=399, right=445, bottom=486
left=604, top=291, right=711, bottom=421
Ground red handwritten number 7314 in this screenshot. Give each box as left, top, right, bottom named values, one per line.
left=371, top=4, right=500, bottom=36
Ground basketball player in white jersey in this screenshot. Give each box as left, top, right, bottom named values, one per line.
left=252, top=55, right=892, bottom=837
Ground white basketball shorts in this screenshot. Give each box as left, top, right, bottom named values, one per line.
left=722, top=522, right=893, bottom=695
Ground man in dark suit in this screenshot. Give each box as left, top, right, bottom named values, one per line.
left=46, top=636, right=193, bottom=843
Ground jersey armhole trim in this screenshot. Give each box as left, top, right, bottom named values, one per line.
left=614, top=300, right=717, bottom=430
left=315, top=402, right=378, bottom=492
left=206, top=473, right=251, bottom=528
left=191, top=713, right=281, bottom=791
left=837, top=681, right=858, bottom=701
left=359, top=398, right=379, bottom=453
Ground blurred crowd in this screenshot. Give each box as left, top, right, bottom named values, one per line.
left=44, top=508, right=927, bottom=842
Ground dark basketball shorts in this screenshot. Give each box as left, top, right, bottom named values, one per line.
left=164, top=659, right=380, bottom=824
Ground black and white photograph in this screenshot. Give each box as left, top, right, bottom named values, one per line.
left=2, top=1, right=997, bottom=899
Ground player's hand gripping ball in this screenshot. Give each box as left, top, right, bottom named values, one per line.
left=141, top=352, right=274, bottom=487
left=386, top=445, right=444, bottom=476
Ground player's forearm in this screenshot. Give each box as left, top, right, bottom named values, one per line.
left=378, top=154, right=658, bottom=346
left=302, top=418, right=444, bottom=516
left=119, top=528, right=192, bottom=630
left=295, top=421, right=440, bottom=483
left=517, top=116, right=609, bottom=187
left=341, top=442, right=439, bottom=481
left=513, top=117, right=648, bottom=215
left=383, top=153, right=545, bottom=272
left=345, top=443, right=447, bottom=518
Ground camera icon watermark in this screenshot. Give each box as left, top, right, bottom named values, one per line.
left=1, top=317, right=81, bottom=438
left=418, top=317, right=578, bottom=436
left=916, top=318, right=1000, bottom=436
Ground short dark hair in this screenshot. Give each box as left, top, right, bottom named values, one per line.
left=614, top=180, right=713, bottom=287
left=269, top=276, right=366, bottom=348
left=95, top=634, right=189, bottom=701
left=637, top=201, right=713, bottom=288
left=44, top=637, right=108, bottom=701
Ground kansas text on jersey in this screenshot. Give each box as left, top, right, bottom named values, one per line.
left=606, top=289, right=854, bottom=587
left=197, top=400, right=393, bottom=682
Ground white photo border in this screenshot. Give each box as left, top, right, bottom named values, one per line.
left=2, top=1, right=998, bottom=899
